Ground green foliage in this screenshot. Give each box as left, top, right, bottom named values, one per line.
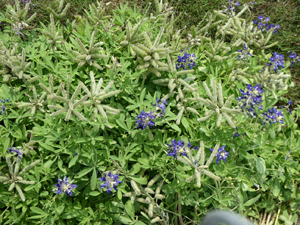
left=0, top=0, right=299, bottom=224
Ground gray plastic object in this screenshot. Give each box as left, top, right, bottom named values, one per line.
left=202, top=210, right=254, bottom=225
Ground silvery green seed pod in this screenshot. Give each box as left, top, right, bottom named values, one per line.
left=148, top=174, right=161, bottom=187
left=0, top=176, right=9, bottom=182
left=144, top=56, right=152, bottom=61
left=216, top=114, right=222, bottom=127
left=8, top=182, right=16, bottom=191
left=148, top=203, right=154, bottom=217
left=185, top=174, right=196, bottom=183
left=137, top=198, right=149, bottom=204
left=131, top=180, right=141, bottom=195
left=155, top=194, right=165, bottom=199
left=195, top=169, right=201, bottom=187
left=203, top=170, right=221, bottom=181
left=123, top=192, right=133, bottom=197
left=186, top=107, right=199, bottom=115
left=150, top=217, right=162, bottom=223
left=145, top=187, right=155, bottom=194
left=197, top=115, right=212, bottom=122
left=223, top=112, right=236, bottom=128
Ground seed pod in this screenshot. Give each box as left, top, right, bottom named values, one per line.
left=206, top=143, right=220, bottom=167
left=123, top=192, right=133, bottom=197
left=8, top=182, right=16, bottom=191
left=178, top=88, right=184, bottom=100
left=185, top=174, right=196, bottom=183
left=150, top=59, right=158, bottom=68
left=120, top=40, right=129, bottom=45
left=216, top=114, right=222, bottom=127
left=186, top=107, right=199, bottom=115
left=155, top=179, right=164, bottom=195
left=0, top=176, right=9, bottom=182
left=148, top=203, right=154, bottom=217
left=176, top=107, right=185, bottom=125
left=195, top=168, right=201, bottom=187
left=168, top=79, right=175, bottom=89
left=137, top=198, right=149, bottom=204
left=148, top=174, right=161, bottom=187
left=223, top=112, right=236, bottom=128
left=145, top=187, right=155, bottom=194
left=203, top=170, right=221, bottom=181
left=15, top=184, right=25, bottom=201
left=18, top=160, right=41, bottom=177
left=203, top=81, right=214, bottom=101
left=85, top=55, right=91, bottom=61
left=131, top=180, right=141, bottom=195
left=150, top=217, right=162, bottom=223
left=14, top=157, right=22, bottom=175
left=218, top=83, right=224, bottom=106
left=223, top=94, right=235, bottom=108
left=153, top=78, right=170, bottom=85
left=155, top=194, right=165, bottom=199
left=197, top=115, right=212, bottom=122
left=144, top=56, right=151, bottom=61
left=153, top=52, right=160, bottom=60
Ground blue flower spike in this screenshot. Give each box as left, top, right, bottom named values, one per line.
left=209, top=145, right=229, bottom=164
left=99, top=172, right=122, bottom=194
left=136, top=110, right=156, bottom=130
left=166, top=139, right=198, bottom=159
left=53, top=177, right=78, bottom=196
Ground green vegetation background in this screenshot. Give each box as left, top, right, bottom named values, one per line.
left=1, top=0, right=298, bottom=103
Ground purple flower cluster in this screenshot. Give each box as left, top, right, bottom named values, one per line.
left=278, top=100, right=293, bottom=114
left=221, top=0, right=241, bottom=14
left=263, top=108, right=284, bottom=125
left=267, top=52, right=285, bottom=73
left=236, top=84, right=264, bottom=118
left=233, top=127, right=247, bottom=138
left=0, top=98, right=9, bottom=114
left=99, top=172, right=122, bottom=194
left=53, top=177, right=78, bottom=196
left=289, top=52, right=300, bottom=67
left=7, top=147, right=22, bottom=159
left=176, top=52, right=198, bottom=70
left=166, top=139, right=199, bottom=159
left=237, top=43, right=252, bottom=60
left=209, top=145, right=229, bottom=164
left=253, top=14, right=280, bottom=34
left=136, top=98, right=168, bottom=129
left=21, top=0, right=37, bottom=10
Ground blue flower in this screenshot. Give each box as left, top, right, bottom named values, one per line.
left=267, top=52, right=285, bottom=73
left=209, top=145, right=229, bottom=164
left=237, top=43, right=251, bottom=60
left=166, top=139, right=198, bottom=159
left=7, top=147, right=22, bottom=159
left=263, top=108, right=284, bottom=125
left=288, top=100, right=293, bottom=105
left=236, top=84, right=264, bottom=118
left=99, top=172, right=122, bottom=194
left=53, top=177, right=77, bottom=196
left=288, top=52, right=300, bottom=66
left=152, top=98, right=168, bottom=115
left=136, top=110, right=156, bottom=129
left=234, top=132, right=240, bottom=138
left=176, top=52, right=198, bottom=70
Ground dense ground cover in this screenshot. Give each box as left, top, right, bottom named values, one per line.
left=0, top=0, right=300, bottom=224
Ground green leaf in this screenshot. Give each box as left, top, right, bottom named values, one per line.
left=256, top=157, right=266, bottom=175
left=128, top=175, right=148, bottom=185
left=60, top=212, right=78, bottom=219
left=244, top=194, right=261, bottom=206
left=30, top=207, right=48, bottom=215
left=272, top=178, right=281, bottom=197
left=68, top=155, right=79, bottom=168
left=167, top=122, right=181, bottom=133
left=119, top=216, right=133, bottom=224
left=125, top=200, right=135, bottom=220
left=75, top=167, right=93, bottom=178
left=90, top=168, right=97, bottom=190
left=140, top=88, right=146, bottom=106
left=58, top=158, right=67, bottom=174
left=89, top=191, right=100, bottom=196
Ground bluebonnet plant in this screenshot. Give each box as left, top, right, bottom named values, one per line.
left=136, top=110, right=156, bottom=130
left=209, top=145, right=229, bottom=164
left=53, top=177, right=77, bottom=196
left=253, top=15, right=280, bottom=34
left=137, top=98, right=168, bottom=129
left=176, top=52, right=198, bottom=70
left=99, top=172, right=122, bottom=194
left=7, top=147, right=22, bottom=159
left=267, top=52, right=285, bottom=73
left=220, top=0, right=240, bottom=14
left=284, top=151, right=293, bottom=161
left=263, top=108, right=284, bottom=125
left=237, top=43, right=251, bottom=60
left=236, top=84, right=264, bottom=118
left=167, top=139, right=198, bottom=159
left=288, top=52, right=300, bottom=67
